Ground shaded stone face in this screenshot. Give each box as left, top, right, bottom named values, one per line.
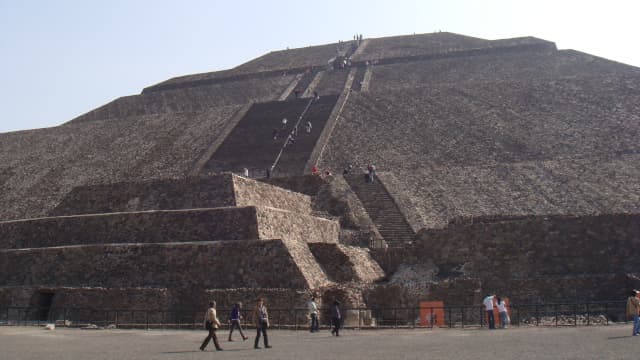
left=414, top=214, right=640, bottom=302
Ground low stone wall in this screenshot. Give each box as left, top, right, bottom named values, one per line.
left=414, top=213, right=640, bottom=302
left=0, top=207, right=260, bottom=249
left=0, top=240, right=312, bottom=290
left=363, top=278, right=483, bottom=309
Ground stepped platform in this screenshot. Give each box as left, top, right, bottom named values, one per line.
left=0, top=107, right=242, bottom=222
left=0, top=239, right=329, bottom=290
left=72, top=75, right=293, bottom=123
left=0, top=205, right=339, bottom=249
left=352, top=32, right=554, bottom=61
left=50, top=173, right=312, bottom=217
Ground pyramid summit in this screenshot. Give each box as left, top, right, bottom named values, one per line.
left=1, top=32, right=639, bottom=320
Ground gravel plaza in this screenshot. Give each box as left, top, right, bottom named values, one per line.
left=2, top=325, right=640, bottom=360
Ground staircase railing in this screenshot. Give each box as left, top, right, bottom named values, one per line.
left=269, top=98, right=315, bottom=174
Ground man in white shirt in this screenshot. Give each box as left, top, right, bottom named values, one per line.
left=483, top=295, right=496, bottom=330
left=307, top=296, right=319, bottom=333
left=200, top=301, right=223, bottom=351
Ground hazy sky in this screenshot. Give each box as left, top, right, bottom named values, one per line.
left=1, top=0, right=639, bottom=133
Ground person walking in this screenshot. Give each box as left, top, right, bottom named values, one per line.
left=483, top=295, right=496, bottom=330
left=281, top=118, right=288, bottom=129
left=228, top=302, right=248, bottom=341
left=200, top=301, right=223, bottom=351
left=368, top=164, right=377, bottom=183
left=308, top=296, right=319, bottom=333
left=305, top=121, right=312, bottom=134
left=253, top=298, right=272, bottom=349
left=496, top=297, right=509, bottom=329
left=626, top=290, right=640, bottom=336
left=330, top=300, right=342, bottom=336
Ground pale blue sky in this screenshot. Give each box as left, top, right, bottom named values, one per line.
left=1, top=0, right=638, bottom=133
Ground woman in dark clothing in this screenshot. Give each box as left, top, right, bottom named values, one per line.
left=228, top=303, right=248, bottom=341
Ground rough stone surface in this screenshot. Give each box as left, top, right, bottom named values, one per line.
left=415, top=214, right=640, bottom=302
left=72, top=76, right=293, bottom=123
left=0, top=108, right=240, bottom=221
left=0, top=207, right=261, bottom=249
left=49, top=175, right=236, bottom=216
left=233, top=175, right=312, bottom=215
left=50, top=174, right=312, bottom=217
left=309, top=243, right=384, bottom=283
left=351, top=32, right=551, bottom=61
left=2, top=32, right=640, bottom=315
left=0, top=240, right=315, bottom=289
left=318, top=49, right=640, bottom=228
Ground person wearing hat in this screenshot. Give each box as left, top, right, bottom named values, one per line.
left=200, top=301, right=223, bottom=351
left=330, top=300, right=342, bottom=336
left=626, top=290, right=640, bottom=336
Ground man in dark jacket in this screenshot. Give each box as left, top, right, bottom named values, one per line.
left=330, top=300, right=342, bottom=336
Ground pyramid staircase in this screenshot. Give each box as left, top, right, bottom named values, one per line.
left=344, top=174, right=415, bottom=247
left=201, top=95, right=339, bottom=177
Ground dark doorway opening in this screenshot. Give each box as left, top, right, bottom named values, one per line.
left=34, top=290, right=55, bottom=321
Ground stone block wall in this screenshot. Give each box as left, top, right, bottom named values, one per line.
left=309, top=243, right=384, bottom=283
left=256, top=207, right=338, bottom=244
left=0, top=207, right=260, bottom=249
left=415, top=213, right=640, bottom=301
left=0, top=240, right=312, bottom=290
left=49, top=175, right=236, bottom=216
left=50, top=174, right=313, bottom=217
left=229, top=205, right=338, bottom=289
left=232, top=175, right=312, bottom=215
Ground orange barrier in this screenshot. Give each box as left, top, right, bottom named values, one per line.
left=419, top=301, right=445, bottom=327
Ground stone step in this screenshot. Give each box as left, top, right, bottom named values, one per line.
left=344, top=175, right=415, bottom=247
left=0, top=206, right=339, bottom=250
left=0, top=239, right=330, bottom=290
left=50, top=173, right=312, bottom=217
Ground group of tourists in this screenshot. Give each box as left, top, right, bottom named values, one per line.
left=307, top=296, right=342, bottom=336
left=483, top=294, right=510, bottom=329
left=200, top=298, right=272, bottom=352
left=200, top=296, right=344, bottom=351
